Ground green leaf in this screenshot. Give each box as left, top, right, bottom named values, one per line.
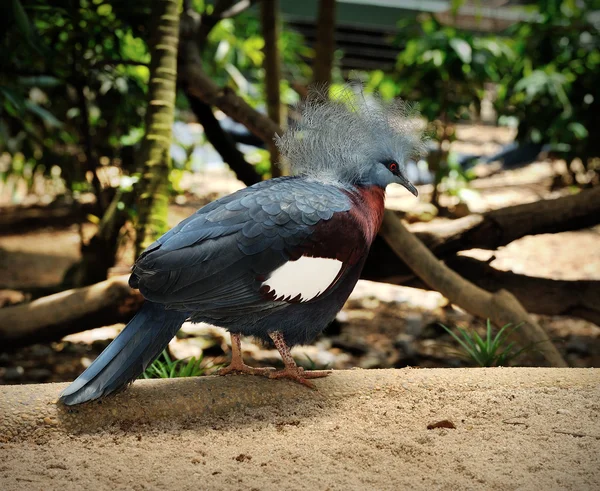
left=17, top=76, right=62, bottom=88
left=11, top=0, right=33, bottom=42
left=379, top=79, right=397, bottom=100
left=0, top=87, right=26, bottom=112
left=449, top=38, right=472, bottom=64
left=567, top=122, right=588, bottom=139
left=24, top=101, right=63, bottom=128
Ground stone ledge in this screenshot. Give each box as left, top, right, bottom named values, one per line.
left=1, top=368, right=598, bottom=443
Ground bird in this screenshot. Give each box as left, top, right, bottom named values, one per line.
left=59, top=86, right=424, bottom=405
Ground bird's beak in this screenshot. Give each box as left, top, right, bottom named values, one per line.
left=396, top=174, right=419, bottom=197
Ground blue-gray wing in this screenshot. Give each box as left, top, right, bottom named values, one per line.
left=130, top=177, right=351, bottom=319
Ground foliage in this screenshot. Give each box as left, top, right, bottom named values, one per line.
left=0, top=1, right=311, bottom=203
left=496, top=0, right=599, bottom=169
left=205, top=10, right=311, bottom=107
left=142, top=350, right=207, bottom=379
left=0, top=0, right=150, bottom=197
left=394, top=15, right=514, bottom=123
left=391, top=14, right=514, bottom=205
left=440, top=319, right=529, bottom=367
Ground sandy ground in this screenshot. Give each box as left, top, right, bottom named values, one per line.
left=1, top=368, right=599, bottom=491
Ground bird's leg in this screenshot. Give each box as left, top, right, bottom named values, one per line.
left=268, top=331, right=331, bottom=388
left=217, top=333, right=274, bottom=377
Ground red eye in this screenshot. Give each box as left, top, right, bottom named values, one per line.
left=389, top=162, right=398, bottom=173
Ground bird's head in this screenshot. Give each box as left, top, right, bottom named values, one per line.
left=275, top=85, right=425, bottom=196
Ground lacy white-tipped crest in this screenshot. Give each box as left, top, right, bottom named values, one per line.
left=275, top=85, right=426, bottom=184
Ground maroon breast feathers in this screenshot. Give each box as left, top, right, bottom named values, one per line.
left=345, top=185, right=385, bottom=244
left=257, top=185, right=386, bottom=304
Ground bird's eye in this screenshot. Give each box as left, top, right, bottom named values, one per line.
left=388, top=161, right=399, bottom=174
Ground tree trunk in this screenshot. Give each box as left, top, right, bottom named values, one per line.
left=312, top=0, right=336, bottom=87
left=260, top=0, right=285, bottom=177
left=134, top=0, right=181, bottom=256
left=0, top=199, right=97, bottom=235
left=0, top=276, right=143, bottom=350
left=66, top=189, right=135, bottom=288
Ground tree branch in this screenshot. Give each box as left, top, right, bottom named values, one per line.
left=186, top=93, right=262, bottom=186
left=362, top=186, right=600, bottom=283
left=379, top=210, right=567, bottom=367
left=0, top=276, right=143, bottom=350
left=180, top=48, right=280, bottom=142
left=405, top=256, right=600, bottom=326
left=312, top=0, right=336, bottom=86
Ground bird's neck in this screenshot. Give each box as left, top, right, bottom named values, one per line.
left=345, top=185, right=386, bottom=244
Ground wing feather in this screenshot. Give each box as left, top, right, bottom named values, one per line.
left=131, top=177, right=354, bottom=319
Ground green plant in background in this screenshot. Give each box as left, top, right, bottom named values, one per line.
left=0, top=0, right=151, bottom=198
left=392, top=14, right=514, bottom=208
left=496, top=0, right=599, bottom=184
left=142, top=350, right=207, bottom=379
left=205, top=9, right=310, bottom=107
left=440, top=319, right=529, bottom=367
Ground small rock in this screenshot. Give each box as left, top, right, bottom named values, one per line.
left=3, top=366, right=24, bottom=381
left=566, top=338, right=590, bottom=356
left=427, top=420, right=456, bottom=430
left=331, top=338, right=368, bottom=356
left=27, top=368, right=52, bottom=382
left=556, top=409, right=571, bottom=415
left=404, top=314, right=424, bottom=337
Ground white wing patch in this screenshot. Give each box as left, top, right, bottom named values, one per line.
left=263, top=256, right=343, bottom=303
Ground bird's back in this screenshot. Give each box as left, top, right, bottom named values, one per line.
left=129, top=176, right=381, bottom=344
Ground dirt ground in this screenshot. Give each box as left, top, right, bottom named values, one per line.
left=1, top=369, right=599, bottom=491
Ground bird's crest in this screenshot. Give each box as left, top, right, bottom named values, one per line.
left=275, top=84, right=427, bottom=184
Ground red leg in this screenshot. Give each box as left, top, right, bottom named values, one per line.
left=268, top=331, right=331, bottom=388
left=217, top=333, right=274, bottom=377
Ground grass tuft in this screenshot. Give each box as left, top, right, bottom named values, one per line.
left=439, top=319, right=530, bottom=367
left=142, top=350, right=207, bottom=379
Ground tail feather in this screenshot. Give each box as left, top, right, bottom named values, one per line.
left=60, top=301, right=188, bottom=405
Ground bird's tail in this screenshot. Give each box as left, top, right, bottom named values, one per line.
left=59, top=301, right=188, bottom=405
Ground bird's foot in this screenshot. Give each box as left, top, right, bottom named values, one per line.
left=268, top=366, right=332, bottom=388
left=217, top=361, right=274, bottom=377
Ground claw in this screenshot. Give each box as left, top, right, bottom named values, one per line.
left=218, top=363, right=274, bottom=377
left=268, top=366, right=331, bottom=388
left=267, top=330, right=332, bottom=388
left=218, top=333, right=275, bottom=378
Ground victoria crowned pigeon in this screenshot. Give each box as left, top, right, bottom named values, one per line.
left=60, top=87, right=424, bottom=405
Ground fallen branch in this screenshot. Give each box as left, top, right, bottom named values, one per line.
left=401, top=256, right=600, bottom=326
left=0, top=275, right=143, bottom=350
left=0, top=198, right=97, bottom=235
left=413, top=186, right=600, bottom=256
left=362, top=186, right=600, bottom=284
left=379, top=210, right=567, bottom=367
left=444, top=256, right=600, bottom=326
